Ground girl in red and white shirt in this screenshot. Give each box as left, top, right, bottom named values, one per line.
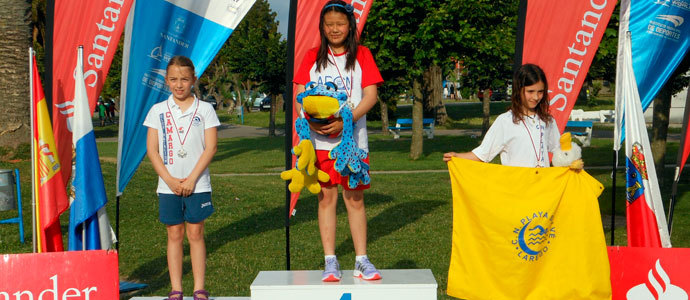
left=294, top=0, right=384, bottom=282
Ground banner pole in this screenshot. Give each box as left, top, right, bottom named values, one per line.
left=29, top=47, right=37, bottom=253
left=284, top=0, right=298, bottom=271
left=513, top=0, right=528, bottom=71
left=668, top=88, right=690, bottom=234
left=611, top=149, right=617, bottom=245
left=116, top=195, right=120, bottom=250
left=45, top=0, right=54, bottom=116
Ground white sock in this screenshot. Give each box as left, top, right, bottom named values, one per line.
left=325, top=255, right=337, bottom=262
left=356, top=255, right=368, bottom=263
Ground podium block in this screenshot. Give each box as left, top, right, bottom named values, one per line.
left=130, top=297, right=250, bottom=300
left=250, top=269, right=437, bottom=300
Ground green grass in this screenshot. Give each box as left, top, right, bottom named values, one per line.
left=2, top=136, right=690, bottom=299
left=3, top=100, right=690, bottom=299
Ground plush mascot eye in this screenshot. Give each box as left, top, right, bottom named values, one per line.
left=306, top=81, right=317, bottom=90
left=325, top=82, right=338, bottom=91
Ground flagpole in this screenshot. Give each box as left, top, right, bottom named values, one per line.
left=284, top=0, right=298, bottom=271
left=29, top=47, right=37, bottom=253
left=611, top=150, right=617, bottom=245
left=667, top=89, right=690, bottom=235
left=77, top=45, right=87, bottom=252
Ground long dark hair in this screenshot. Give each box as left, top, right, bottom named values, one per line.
left=510, top=63, right=552, bottom=124
left=316, top=0, right=358, bottom=72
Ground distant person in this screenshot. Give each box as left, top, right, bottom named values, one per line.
left=97, top=100, right=106, bottom=127
left=443, top=64, right=561, bottom=167
left=144, top=55, right=219, bottom=300
left=107, top=98, right=118, bottom=122
left=293, top=0, right=384, bottom=282
left=103, top=99, right=113, bottom=124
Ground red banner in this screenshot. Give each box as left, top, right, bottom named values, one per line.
left=52, top=0, right=133, bottom=185
left=0, top=250, right=119, bottom=299
left=289, top=0, right=373, bottom=216
left=521, top=0, right=616, bottom=132
left=608, top=246, right=690, bottom=299
left=32, top=54, right=69, bottom=252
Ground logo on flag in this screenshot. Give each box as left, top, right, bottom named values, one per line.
left=512, top=211, right=557, bottom=262
left=656, top=15, right=684, bottom=27
left=626, top=259, right=688, bottom=299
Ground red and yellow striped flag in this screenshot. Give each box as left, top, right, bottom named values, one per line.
left=32, top=54, right=69, bottom=252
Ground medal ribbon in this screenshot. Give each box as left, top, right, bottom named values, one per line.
left=522, top=117, right=544, bottom=167
left=328, top=46, right=353, bottom=100
left=166, top=98, right=199, bottom=152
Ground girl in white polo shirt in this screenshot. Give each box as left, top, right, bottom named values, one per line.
left=443, top=64, right=561, bottom=167
left=144, top=56, right=219, bottom=300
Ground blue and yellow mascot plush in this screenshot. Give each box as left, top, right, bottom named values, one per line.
left=281, top=82, right=371, bottom=194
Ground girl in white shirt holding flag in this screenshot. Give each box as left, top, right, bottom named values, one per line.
left=443, top=64, right=561, bottom=167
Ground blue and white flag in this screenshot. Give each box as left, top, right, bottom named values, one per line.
left=69, top=47, right=116, bottom=251
left=116, top=0, right=255, bottom=195
left=619, top=0, right=690, bottom=112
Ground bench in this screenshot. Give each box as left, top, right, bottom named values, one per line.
left=570, top=109, right=614, bottom=123
left=565, top=120, right=593, bottom=147
left=388, top=118, right=435, bottom=139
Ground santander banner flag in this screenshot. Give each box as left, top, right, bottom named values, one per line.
left=0, top=250, right=119, bottom=299
left=520, top=0, right=616, bottom=132
left=52, top=0, right=134, bottom=185
left=288, top=0, right=373, bottom=217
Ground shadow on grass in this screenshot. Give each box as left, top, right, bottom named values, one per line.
left=213, top=136, right=285, bottom=161
left=391, top=259, right=419, bottom=269
left=370, top=135, right=480, bottom=157
left=333, top=200, right=445, bottom=261
left=127, top=192, right=398, bottom=292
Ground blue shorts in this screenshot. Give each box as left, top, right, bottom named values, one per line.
left=158, top=192, right=214, bottom=225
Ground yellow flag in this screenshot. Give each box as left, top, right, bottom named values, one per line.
left=447, top=158, right=611, bottom=300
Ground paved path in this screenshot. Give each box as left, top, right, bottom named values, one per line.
left=99, top=122, right=681, bottom=142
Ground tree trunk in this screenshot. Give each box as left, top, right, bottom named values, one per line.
left=427, top=64, right=447, bottom=125
left=651, top=84, right=672, bottom=183
left=482, top=88, right=490, bottom=137
left=0, top=0, right=31, bottom=148
left=380, top=97, right=389, bottom=135
left=410, top=79, right=424, bottom=160
left=422, top=65, right=443, bottom=123
left=269, top=94, right=277, bottom=136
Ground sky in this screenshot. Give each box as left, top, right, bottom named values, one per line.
left=266, top=0, right=290, bottom=39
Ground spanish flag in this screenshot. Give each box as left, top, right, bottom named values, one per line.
left=447, top=158, right=611, bottom=299
left=32, top=54, right=69, bottom=252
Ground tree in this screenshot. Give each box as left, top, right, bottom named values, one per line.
left=0, top=0, right=32, bottom=148
left=364, top=0, right=517, bottom=159
left=200, top=0, right=285, bottom=134
left=362, top=1, right=428, bottom=135
left=651, top=53, right=690, bottom=183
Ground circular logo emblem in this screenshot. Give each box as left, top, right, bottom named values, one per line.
left=192, top=116, right=202, bottom=126
left=512, top=211, right=556, bottom=262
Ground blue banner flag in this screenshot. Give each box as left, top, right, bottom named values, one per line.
left=116, top=0, right=255, bottom=194
left=624, top=0, right=690, bottom=111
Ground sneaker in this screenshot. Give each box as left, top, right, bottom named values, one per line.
left=322, top=257, right=342, bottom=282
left=353, top=257, right=382, bottom=280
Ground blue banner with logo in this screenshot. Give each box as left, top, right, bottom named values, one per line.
left=117, top=0, right=255, bottom=194
left=628, top=0, right=690, bottom=110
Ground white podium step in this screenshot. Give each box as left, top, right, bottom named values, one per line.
left=130, top=297, right=249, bottom=300
left=250, top=269, right=437, bottom=300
